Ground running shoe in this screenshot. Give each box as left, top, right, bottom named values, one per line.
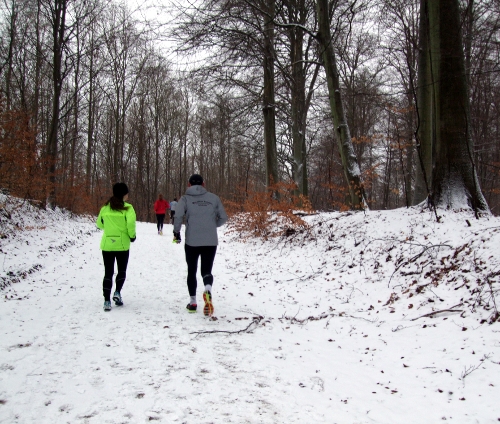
left=186, top=303, right=197, bottom=313
left=112, top=291, right=123, bottom=306
left=103, top=301, right=112, bottom=311
left=203, top=291, right=214, bottom=316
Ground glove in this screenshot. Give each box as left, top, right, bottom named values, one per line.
left=130, top=237, right=136, bottom=242
left=173, top=232, right=181, bottom=241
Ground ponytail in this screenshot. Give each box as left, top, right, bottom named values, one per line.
left=104, top=196, right=129, bottom=211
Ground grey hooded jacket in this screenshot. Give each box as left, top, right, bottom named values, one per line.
left=173, top=185, right=228, bottom=246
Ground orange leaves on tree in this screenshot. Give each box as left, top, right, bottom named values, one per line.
left=0, top=99, right=46, bottom=203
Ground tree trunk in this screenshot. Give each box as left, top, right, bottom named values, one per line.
left=289, top=3, right=307, bottom=197
left=413, top=0, right=434, bottom=204
left=70, top=19, right=81, bottom=193
left=46, top=0, right=68, bottom=208
left=262, top=0, right=279, bottom=189
left=316, top=0, right=365, bottom=210
left=86, top=22, right=95, bottom=195
left=427, top=0, right=489, bottom=212
left=5, top=0, right=18, bottom=110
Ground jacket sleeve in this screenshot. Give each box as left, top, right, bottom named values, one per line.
left=126, top=205, right=137, bottom=239
left=96, top=207, right=105, bottom=230
left=216, top=197, right=228, bottom=227
left=173, top=197, right=186, bottom=233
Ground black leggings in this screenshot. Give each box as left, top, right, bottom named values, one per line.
left=184, top=244, right=217, bottom=296
left=102, top=250, right=130, bottom=301
left=156, top=214, right=165, bottom=231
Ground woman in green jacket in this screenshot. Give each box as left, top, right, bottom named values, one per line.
left=96, top=182, right=136, bottom=311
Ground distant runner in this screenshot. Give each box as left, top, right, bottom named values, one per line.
left=153, top=194, right=170, bottom=235
left=169, top=197, right=178, bottom=225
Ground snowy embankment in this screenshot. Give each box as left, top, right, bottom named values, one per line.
left=1, top=194, right=499, bottom=423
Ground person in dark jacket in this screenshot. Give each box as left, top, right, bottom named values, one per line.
left=173, top=174, right=228, bottom=316
left=96, top=182, right=137, bottom=311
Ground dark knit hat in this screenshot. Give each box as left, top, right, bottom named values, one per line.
left=113, top=182, right=129, bottom=199
left=188, top=174, right=204, bottom=186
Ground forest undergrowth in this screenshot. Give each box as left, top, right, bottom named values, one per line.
left=227, top=199, right=500, bottom=326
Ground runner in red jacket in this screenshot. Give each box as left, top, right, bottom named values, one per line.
left=154, top=194, right=170, bottom=235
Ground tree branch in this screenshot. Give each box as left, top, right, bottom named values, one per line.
left=190, top=315, right=264, bottom=335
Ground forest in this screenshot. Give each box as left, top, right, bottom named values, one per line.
left=0, top=0, right=499, bottom=222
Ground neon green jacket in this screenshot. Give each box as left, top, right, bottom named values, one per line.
left=96, top=202, right=137, bottom=251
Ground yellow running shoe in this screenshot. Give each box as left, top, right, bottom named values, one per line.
left=203, top=291, right=214, bottom=316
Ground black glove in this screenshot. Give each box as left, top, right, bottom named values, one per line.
left=130, top=237, right=136, bottom=242
left=173, top=232, right=181, bottom=241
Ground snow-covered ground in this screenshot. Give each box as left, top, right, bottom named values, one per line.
left=1, top=194, right=499, bottom=423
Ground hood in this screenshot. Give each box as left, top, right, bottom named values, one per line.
left=185, top=185, right=207, bottom=196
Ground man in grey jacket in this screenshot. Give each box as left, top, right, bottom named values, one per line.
left=173, top=174, right=228, bottom=316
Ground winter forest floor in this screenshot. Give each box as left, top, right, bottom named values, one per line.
left=0, top=193, right=500, bottom=423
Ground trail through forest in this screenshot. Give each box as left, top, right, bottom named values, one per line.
left=1, top=198, right=499, bottom=423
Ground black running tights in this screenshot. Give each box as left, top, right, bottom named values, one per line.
left=102, top=250, right=130, bottom=301
left=156, top=214, right=165, bottom=231
left=184, top=244, right=217, bottom=296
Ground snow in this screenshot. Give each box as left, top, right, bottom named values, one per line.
left=1, top=195, right=500, bottom=423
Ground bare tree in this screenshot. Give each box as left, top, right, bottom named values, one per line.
left=316, top=0, right=366, bottom=209
left=101, top=3, right=147, bottom=182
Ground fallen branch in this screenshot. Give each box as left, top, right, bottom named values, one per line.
left=346, top=314, right=381, bottom=324
left=190, top=316, right=264, bottom=335
left=293, top=212, right=318, bottom=217
left=410, top=304, right=463, bottom=321
left=281, top=312, right=333, bottom=324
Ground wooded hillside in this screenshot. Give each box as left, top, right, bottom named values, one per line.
left=1, top=0, right=499, bottom=219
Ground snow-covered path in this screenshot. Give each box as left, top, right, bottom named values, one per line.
left=1, top=214, right=500, bottom=423
left=3, top=222, right=328, bottom=423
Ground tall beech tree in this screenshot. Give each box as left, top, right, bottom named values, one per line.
left=416, top=0, right=489, bottom=212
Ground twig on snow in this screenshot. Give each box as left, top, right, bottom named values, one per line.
left=281, top=312, right=334, bottom=324
left=346, top=314, right=381, bottom=324
left=190, top=316, right=264, bottom=335
left=410, top=303, right=463, bottom=321
left=460, top=354, right=490, bottom=385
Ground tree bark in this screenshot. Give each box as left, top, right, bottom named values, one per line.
left=413, top=0, right=434, bottom=204
left=289, top=1, right=307, bottom=197
left=427, top=0, right=489, bottom=212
